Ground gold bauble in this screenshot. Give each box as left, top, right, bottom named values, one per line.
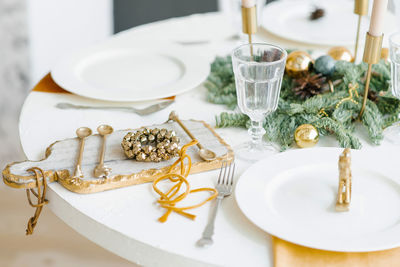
left=327, top=46, right=353, bottom=62
left=294, top=124, right=319, bottom=148
left=381, top=47, right=389, bottom=62
left=285, top=51, right=313, bottom=78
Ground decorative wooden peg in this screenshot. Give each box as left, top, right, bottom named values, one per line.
left=336, top=148, right=352, bottom=212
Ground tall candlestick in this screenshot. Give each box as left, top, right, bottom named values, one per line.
left=369, top=0, right=388, bottom=36
left=241, top=0, right=257, bottom=57
left=359, top=0, right=387, bottom=117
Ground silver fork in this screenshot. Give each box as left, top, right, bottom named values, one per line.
left=55, top=100, right=174, bottom=116
left=197, top=161, right=235, bottom=247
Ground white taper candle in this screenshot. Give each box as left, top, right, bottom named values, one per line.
left=369, top=0, right=388, bottom=36
left=242, top=0, right=256, bottom=8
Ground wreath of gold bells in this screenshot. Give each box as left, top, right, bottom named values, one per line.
left=121, top=128, right=180, bottom=162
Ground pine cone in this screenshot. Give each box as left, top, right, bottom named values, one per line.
left=293, top=73, right=327, bottom=100
left=260, top=50, right=282, bottom=62
left=367, top=90, right=378, bottom=102
left=310, top=7, right=325, bottom=20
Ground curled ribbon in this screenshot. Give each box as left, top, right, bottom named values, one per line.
left=152, top=140, right=218, bottom=222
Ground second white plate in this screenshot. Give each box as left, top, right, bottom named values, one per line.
left=51, top=43, right=210, bottom=102
left=262, top=0, right=395, bottom=46
left=235, top=147, right=400, bottom=252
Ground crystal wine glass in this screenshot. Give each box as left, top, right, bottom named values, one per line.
left=231, top=43, right=287, bottom=161
left=385, top=32, right=400, bottom=144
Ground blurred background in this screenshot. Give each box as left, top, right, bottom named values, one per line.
left=0, top=0, right=275, bottom=266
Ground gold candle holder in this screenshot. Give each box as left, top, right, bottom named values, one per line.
left=241, top=5, right=257, bottom=56
left=353, top=0, right=368, bottom=62
left=359, top=32, right=383, bottom=117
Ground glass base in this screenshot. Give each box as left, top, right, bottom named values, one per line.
left=384, top=124, right=400, bottom=144
left=234, top=141, right=278, bottom=162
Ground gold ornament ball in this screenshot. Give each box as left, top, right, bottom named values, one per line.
left=381, top=47, right=389, bottom=62
left=285, top=51, right=314, bottom=78
left=327, top=46, right=353, bottom=62
left=294, top=124, right=319, bottom=148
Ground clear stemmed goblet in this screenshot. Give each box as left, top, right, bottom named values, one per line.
left=231, top=43, right=287, bottom=161
left=385, top=32, right=400, bottom=143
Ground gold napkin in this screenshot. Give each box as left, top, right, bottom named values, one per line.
left=32, top=73, right=176, bottom=101
left=32, top=73, right=69, bottom=93
left=273, top=236, right=400, bottom=267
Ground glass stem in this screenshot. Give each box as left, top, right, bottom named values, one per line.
left=248, top=119, right=266, bottom=147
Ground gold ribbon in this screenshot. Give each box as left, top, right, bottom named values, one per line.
left=25, top=167, right=49, bottom=235
left=152, top=140, right=218, bottom=222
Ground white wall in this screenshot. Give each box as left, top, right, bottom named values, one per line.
left=27, top=0, right=113, bottom=85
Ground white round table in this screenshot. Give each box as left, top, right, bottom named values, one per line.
left=17, top=12, right=395, bottom=267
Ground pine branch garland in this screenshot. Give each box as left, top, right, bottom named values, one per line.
left=206, top=56, right=398, bottom=150
left=360, top=101, right=384, bottom=144
left=312, top=117, right=362, bottom=149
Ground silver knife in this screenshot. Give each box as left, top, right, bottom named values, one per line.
left=55, top=100, right=175, bottom=116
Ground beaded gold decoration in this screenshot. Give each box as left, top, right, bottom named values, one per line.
left=335, top=83, right=359, bottom=109
left=121, top=128, right=180, bottom=162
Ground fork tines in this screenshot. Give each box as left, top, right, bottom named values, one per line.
left=217, top=161, right=235, bottom=187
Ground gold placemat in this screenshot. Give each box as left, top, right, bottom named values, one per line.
left=32, top=73, right=69, bottom=93
left=32, top=73, right=176, bottom=100
left=273, top=236, right=400, bottom=267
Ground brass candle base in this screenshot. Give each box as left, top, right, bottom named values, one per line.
left=242, top=6, right=257, bottom=57
left=354, top=0, right=368, bottom=15
left=353, top=0, right=368, bottom=62
left=363, top=33, right=383, bottom=64
left=359, top=33, right=383, bottom=118
left=241, top=6, right=257, bottom=35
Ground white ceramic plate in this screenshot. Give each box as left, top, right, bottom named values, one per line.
left=51, top=43, right=210, bottom=102
left=127, top=13, right=237, bottom=44
left=235, top=147, right=400, bottom=252
left=262, top=0, right=370, bottom=46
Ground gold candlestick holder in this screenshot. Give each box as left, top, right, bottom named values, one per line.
left=242, top=5, right=257, bottom=56
left=359, top=32, right=383, bottom=117
left=353, top=0, right=369, bottom=63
